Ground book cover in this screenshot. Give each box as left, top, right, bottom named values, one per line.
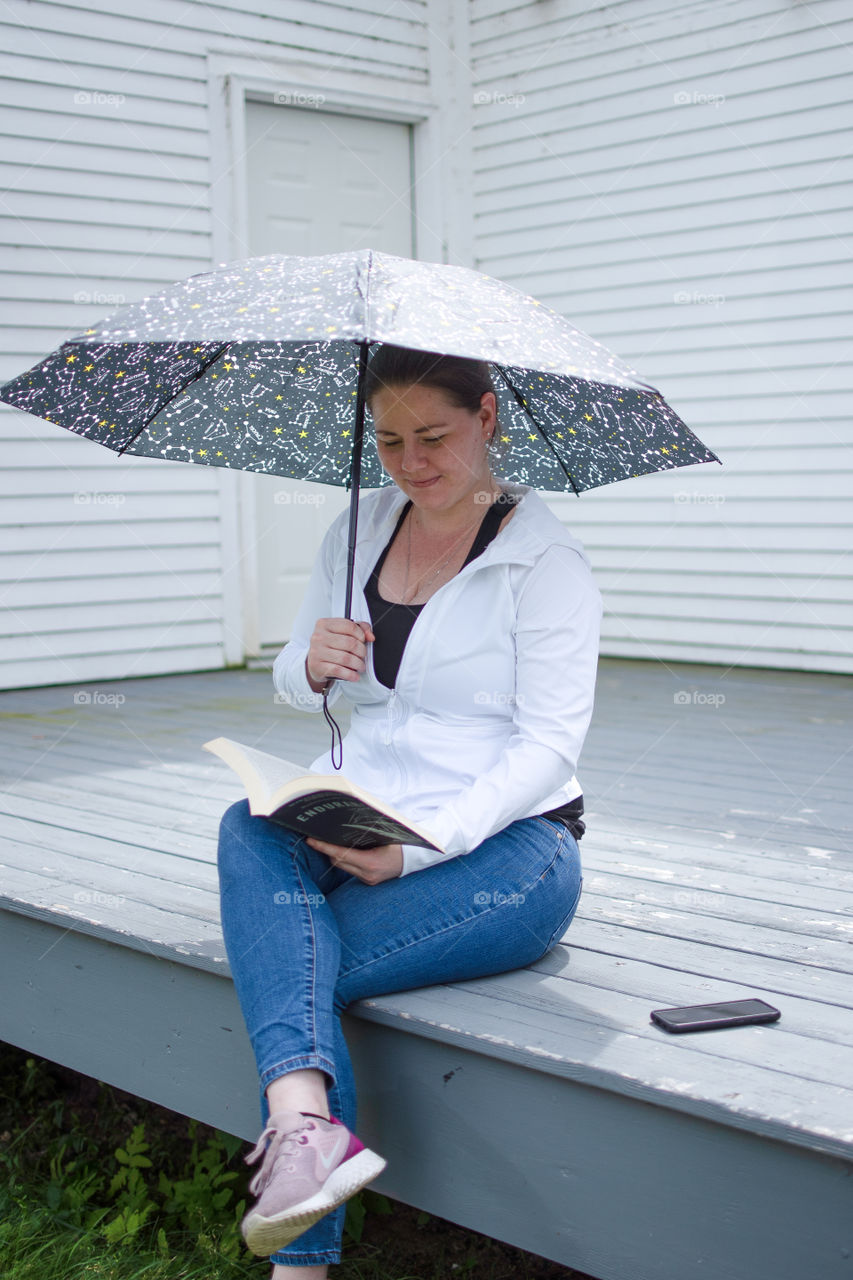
left=203, top=737, right=443, bottom=852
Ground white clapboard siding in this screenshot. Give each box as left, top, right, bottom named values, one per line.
left=471, top=0, right=853, bottom=674
left=0, top=0, right=429, bottom=691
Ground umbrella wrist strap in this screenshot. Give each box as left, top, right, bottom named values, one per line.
left=322, top=686, right=343, bottom=771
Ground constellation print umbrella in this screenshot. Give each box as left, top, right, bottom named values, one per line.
left=0, top=248, right=721, bottom=618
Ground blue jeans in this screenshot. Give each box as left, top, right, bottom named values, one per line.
left=216, top=800, right=583, bottom=1267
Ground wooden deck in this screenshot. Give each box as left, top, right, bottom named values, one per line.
left=1, top=657, right=852, bottom=1280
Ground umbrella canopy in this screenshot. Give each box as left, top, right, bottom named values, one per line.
left=0, top=248, right=719, bottom=494
left=1, top=248, right=721, bottom=622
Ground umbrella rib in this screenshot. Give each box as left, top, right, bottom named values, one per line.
left=115, top=341, right=231, bottom=455
left=493, top=365, right=582, bottom=496
left=342, top=248, right=374, bottom=619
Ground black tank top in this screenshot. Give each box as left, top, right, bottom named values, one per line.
left=364, top=494, right=516, bottom=689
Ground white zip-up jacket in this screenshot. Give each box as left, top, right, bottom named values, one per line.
left=272, top=481, right=603, bottom=876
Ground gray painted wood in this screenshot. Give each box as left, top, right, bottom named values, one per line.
left=1, top=658, right=852, bottom=1277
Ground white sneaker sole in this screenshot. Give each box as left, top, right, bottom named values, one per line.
left=242, top=1147, right=387, bottom=1256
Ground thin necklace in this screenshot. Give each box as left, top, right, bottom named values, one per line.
left=401, top=491, right=500, bottom=605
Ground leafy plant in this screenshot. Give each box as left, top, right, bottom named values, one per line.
left=157, top=1120, right=245, bottom=1259
left=345, top=1187, right=394, bottom=1243
left=102, top=1123, right=158, bottom=1246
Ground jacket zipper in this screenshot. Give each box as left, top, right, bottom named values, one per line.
left=384, top=687, right=397, bottom=746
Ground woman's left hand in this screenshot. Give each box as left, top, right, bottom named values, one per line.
left=304, top=837, right=403, bottom=884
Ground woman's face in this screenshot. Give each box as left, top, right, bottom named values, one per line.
left=370, top=381, right=497, bottom=514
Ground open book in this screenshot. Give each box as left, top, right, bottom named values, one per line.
left=203, top=737, right=444, bottom=852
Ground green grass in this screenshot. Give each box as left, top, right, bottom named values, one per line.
left=0, top=1043, right=582, bottom=1279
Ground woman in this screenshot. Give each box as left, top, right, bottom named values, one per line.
left=217, top=344, right=603, bottom=1278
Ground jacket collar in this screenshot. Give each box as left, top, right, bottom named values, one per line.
left=348, top=480, right=591, bottom=579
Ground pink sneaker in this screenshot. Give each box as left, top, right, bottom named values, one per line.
left=240, top=1109, right=387, bottom=1256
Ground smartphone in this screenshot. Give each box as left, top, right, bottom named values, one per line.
left=650, top=998, right=781, bottom=1033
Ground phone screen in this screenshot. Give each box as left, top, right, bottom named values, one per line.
left=650, top=998, right=781, bottom=1032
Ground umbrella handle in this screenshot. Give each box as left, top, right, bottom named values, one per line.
left=322, top=689, right=343, bottom=771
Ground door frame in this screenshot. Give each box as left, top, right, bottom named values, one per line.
left=206, top=31, right=471, bottom=659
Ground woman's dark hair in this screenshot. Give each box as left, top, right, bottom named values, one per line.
left=363, top=344, right=496, bottom=413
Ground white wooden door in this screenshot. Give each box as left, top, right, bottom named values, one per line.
left=245, top=101, right=414, bottom=651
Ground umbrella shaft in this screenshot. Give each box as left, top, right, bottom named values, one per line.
left=344, top=339, right=370, bottom=619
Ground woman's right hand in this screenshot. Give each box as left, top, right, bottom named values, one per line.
left=305, top=617, right=376, bottom=690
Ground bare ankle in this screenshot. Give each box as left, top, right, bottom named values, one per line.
left=266, top=1068, right=329, bottom=1121
left=270, top=1264, right=328, bottom=1279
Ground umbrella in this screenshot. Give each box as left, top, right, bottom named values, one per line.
left=0, top=248, right=721, bottom=623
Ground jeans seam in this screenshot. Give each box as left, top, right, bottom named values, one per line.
left=291, top=852, right=322, bottom=1077
left=543, top=873, right=584, bottom=954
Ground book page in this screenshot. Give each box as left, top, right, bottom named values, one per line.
left=203, top=738, right=315, bottom=806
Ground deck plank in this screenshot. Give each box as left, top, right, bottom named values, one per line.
left=583, top=867, right=853, bottom=936
left=438, top=970, right=853, bottom=1092
left=0, top=815, right=217, bottom=888
left=544, top=945, right=853, bottom=1046
left=587, top=831, right=853, bottom=888
left=547, top=921, right=853, bottom=1009
left=578, top=891, right=853, bottom=973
